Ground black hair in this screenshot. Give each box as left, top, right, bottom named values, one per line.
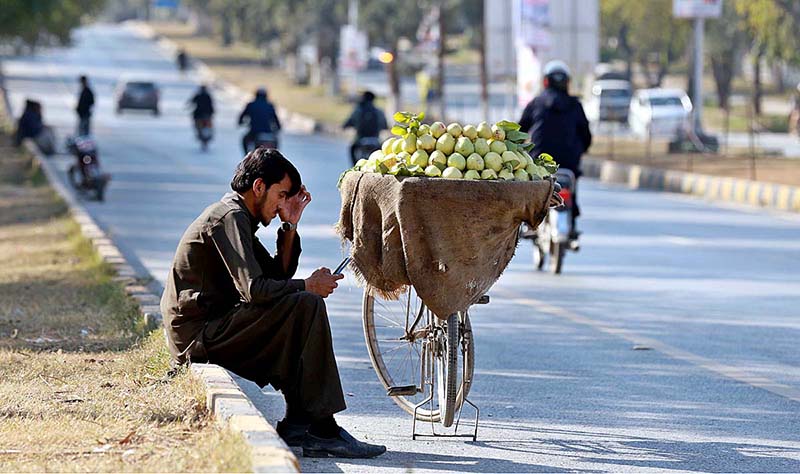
left=79, top=75, right=87, bottom=83
left=362, top=91, right=375, bottom=103
left=230, top=148, right=301, bottom=196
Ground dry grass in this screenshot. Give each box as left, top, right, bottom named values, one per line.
left=590, top=136, right=800, bottom=187
left=0, top=334, right=250, bottom=472
left=0, top=120, right=251, bottom=471
left=150, top=21, right=354, bottom=126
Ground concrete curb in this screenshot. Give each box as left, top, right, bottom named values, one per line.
left=192, top=364, right=299, bottom=473
left=583, top=156, right=800, bottom=213
left=1, top=69, right=299, bottom=472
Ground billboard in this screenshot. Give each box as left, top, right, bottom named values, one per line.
left=673, top=0, right=723, bottom=18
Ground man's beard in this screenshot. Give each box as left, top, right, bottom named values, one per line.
left=255, top=193, right=272, bottom=227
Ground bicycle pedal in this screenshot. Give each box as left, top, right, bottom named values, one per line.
left=387, top=385, right=417, bottom=396
left=476, top=295, right=490, bottom=305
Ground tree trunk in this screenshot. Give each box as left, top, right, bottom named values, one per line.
left=221, top=12, right=233, bottom=47
left=771, top=61, right=785, bottom=94
left=752, top=49, right=763, bottom=116
left=711, top=55, right=733, bottom=110
left=478, top=2, right=489, bottom=121
left=388, top=40, right=401, bottom=114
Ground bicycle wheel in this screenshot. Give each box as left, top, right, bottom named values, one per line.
left=363, top=287, right=474, bottom=422
left=437, top=313, right=459, bottom=427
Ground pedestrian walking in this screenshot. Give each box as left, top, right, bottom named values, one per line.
left=76, top=75, right=95, bottom=136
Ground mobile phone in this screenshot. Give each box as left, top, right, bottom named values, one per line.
left=333, top=256, right=351, bottom=275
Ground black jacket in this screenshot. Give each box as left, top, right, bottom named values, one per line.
left=77, top=86, right=94, bottom=118
left=343, top=102, right=388, bottom=138
left=190, top=91, right=215, bottom=119
left=519, top=88, right=592, bottom=174
left=238, top=98, right=281, bottom=134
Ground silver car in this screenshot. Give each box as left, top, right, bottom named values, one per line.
left=116, top=80, right=160, bottom=115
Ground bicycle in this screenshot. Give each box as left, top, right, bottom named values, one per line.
left=362, top=285, right=488, bottom=440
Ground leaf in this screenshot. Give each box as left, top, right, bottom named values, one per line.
left=393, top=112, right=410, bottom=123
left=495, top=120, right=521, bottom=131
left=391, top=125, right=407, bottom=136
left=506, top=130, right=530, bottom=142
left=505, top=141, right=518, bottom=152
left=417, top=111, right=425, bottom=121
left=522, top=142, right=535, bottom=152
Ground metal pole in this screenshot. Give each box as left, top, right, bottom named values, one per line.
left=692, top=17, right=704, bottom=134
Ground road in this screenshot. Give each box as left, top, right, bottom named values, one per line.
left=4, top=23, right=800, bottom=473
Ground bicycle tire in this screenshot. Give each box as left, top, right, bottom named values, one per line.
left=362, top=287, right=474, bottom=422
left=550, top=241, right=564, bottom=274
left=437, top=313, right=459, bottom=427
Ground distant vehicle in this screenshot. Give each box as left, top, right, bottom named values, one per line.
left=584, top=79, right=632, bottom=123
left=65, top=135, right=110, bottom=201
left=593, top=63, right=629, bottom=82
left=116, top=80, right=160, bottom=115
left=628, top=88, right=693, bottom=138
left=520, top=169, right=579, bottom=274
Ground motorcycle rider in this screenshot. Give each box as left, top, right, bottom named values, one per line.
left=519, top=60, right=592, bottom=239
left=238, top=87, right=282, bottom=155
left=177, top=48, right=189, bottom=72
left=342, top=91, right=388, bottom=166
left=189, top=84, right=215, bottom=141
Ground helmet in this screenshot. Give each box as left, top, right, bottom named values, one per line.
left=543, top=60, right=570, bottom=79
left=543, top=60, right=570, bottom=91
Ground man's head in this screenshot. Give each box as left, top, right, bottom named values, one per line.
left=255, top=87, right=268, bottom=99
left=543, top=60, right=570, bottom=93
left=361, top=91, right=376, bottom=104
left=230, top=148, right=301, bottom=226
left=79, top=75, right=88, bottom=86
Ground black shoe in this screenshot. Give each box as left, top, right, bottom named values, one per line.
left=302, top=427, right=386, bottom=459
left=276, top=420, right=309, bottom=447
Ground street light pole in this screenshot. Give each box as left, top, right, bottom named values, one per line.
left=692, top=16, right=704, bottom=133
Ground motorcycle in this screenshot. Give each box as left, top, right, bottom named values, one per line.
left=195, top=117, right=213, bottom=151
left=244, top=131, right=279, bottom=153
left=520, top=169, right=578, bottom=274
left=351, top=136, right=382, bottom=166
left=65, top=135, right=110, bottom=202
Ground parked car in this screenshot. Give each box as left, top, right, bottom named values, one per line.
left=584, top=79, right=632, bottom=123
left=628, top=88, right=692, bottom=138
left=116, top=79, right=159, bottom=115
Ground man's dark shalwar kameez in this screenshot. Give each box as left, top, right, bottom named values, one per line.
left=160, top=192, right=346, bottom=420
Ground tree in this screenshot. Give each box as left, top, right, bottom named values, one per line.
left=600, top=0, right=689, bottom=87
left=360, top=0, right=425, bottom=114
left=0, top=0, right=106, bottom=51
left=736, top=0, right=800, bottom=114
left=707, top=1, right=748, bottom=110
left=600, top=0, right=635, bottom=81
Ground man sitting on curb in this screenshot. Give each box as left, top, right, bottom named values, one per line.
left=160, top=148, right=386, bottom=459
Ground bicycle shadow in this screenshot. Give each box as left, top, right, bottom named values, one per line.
left=466, top=424, right=800, bottom=473
left=299, top=448, right=594, bottom=473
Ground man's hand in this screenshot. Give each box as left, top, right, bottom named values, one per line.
left=305, top=267, right=344, bottom=298
left=279, top=185, right=311, bottom=225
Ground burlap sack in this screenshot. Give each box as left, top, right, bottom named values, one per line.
left=337, top=171, right=554, bottom=319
